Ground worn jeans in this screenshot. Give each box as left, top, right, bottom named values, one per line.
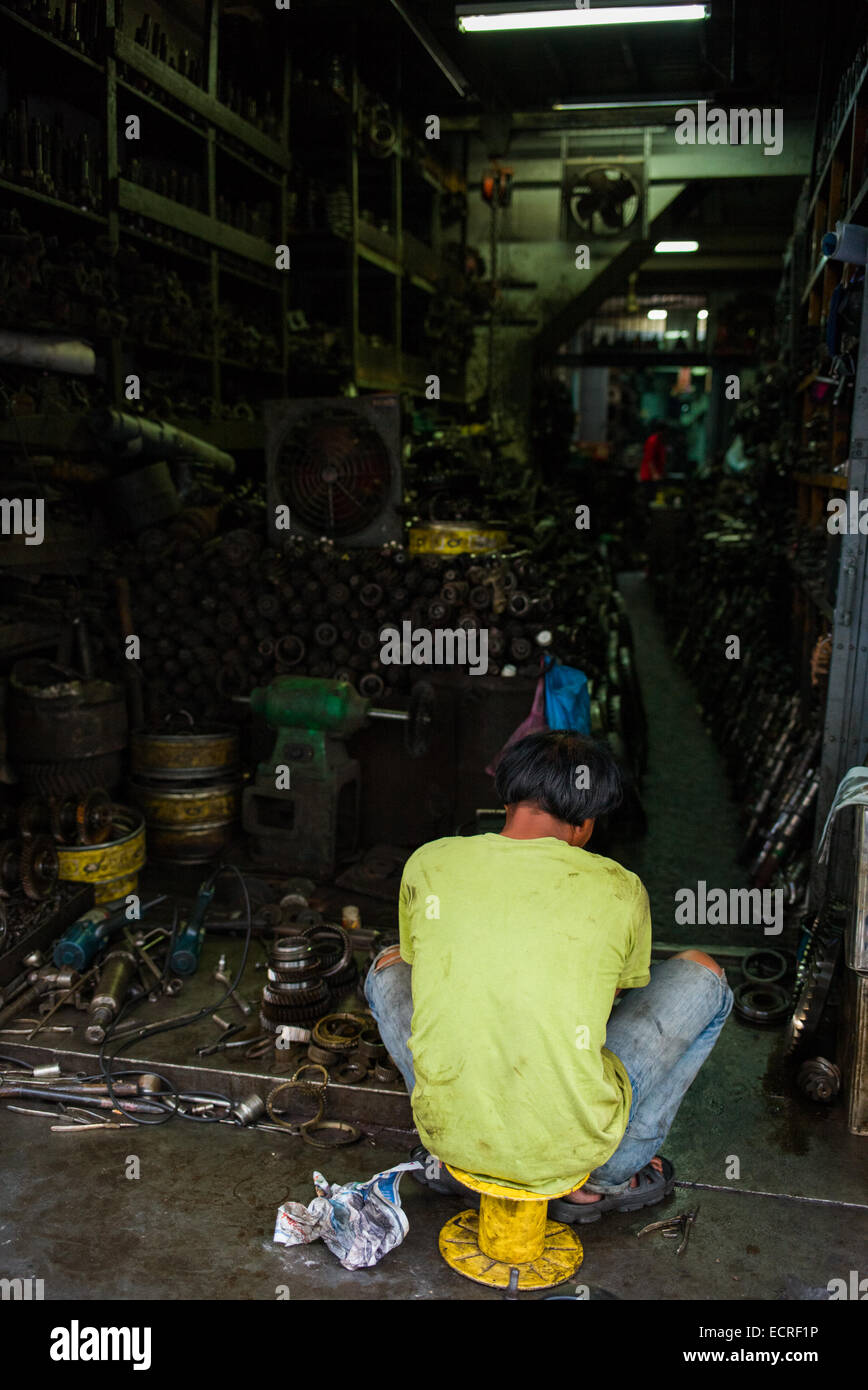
left=365, top=952, right=733, bottom=1194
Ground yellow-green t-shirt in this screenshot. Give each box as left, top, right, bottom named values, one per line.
left=398, top=834, right=652, bottom=1196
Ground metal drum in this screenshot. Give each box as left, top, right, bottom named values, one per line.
left=126, top=779, right=241, bottom=863
left=55, top=805, right=146, bottom=905
left=130, top=723, right=239, bottom=782
left=9, top=663, right=127, bottom=797
left=128, top=717, right=240, bottom=862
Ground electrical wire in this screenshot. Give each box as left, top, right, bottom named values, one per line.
left=0, top=1052, right=34, bottom=1070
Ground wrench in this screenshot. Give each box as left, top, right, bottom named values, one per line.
left=214, top=954, right=252, bottom=1016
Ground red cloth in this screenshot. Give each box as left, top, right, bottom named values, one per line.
left=640, top=432, right=666, bottom=482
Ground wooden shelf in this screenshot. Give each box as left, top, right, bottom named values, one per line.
left=118, top=179, right=274, bottom=267
left=119, top=223, right=213, bottom=268
left=115, top=33, right=289, bottom=170
left=807, top=64, right=868, bottom=223
left=0, top=175, right=106, bottom=223
left=1, top=8, right=468, bottom=411
left=0, top=3, right=104, bottom=72
left=117, top=75, right=207, bottom=141
left=794, top=472, right=849, bottom=490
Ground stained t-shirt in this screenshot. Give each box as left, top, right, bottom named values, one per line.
left=398, top=833, right=652, bottom=1196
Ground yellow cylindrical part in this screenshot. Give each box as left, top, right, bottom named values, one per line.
left=478, top=1193, right=547, bottom=1265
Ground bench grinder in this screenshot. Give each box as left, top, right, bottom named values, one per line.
left=239, top=676, right=434, bottom=877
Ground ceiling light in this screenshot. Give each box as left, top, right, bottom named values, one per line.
left=697, top=308, right=709, bottom=319
left=456, top=4, right=709, bottom=34
left=553, top=97, right=702, bottom=110
left=647, top=309, right=668, bottom=320
left=654, top=240, right=699, bottom=253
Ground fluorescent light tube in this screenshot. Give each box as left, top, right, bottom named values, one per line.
left=647, top=309, right=668, bottom=320
left=456, top=5, right=709, bottom=34
left=654, top=240, right=699, bottom=252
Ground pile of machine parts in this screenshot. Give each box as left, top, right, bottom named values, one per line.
left=0, top=779, right=145, bottom=907
left=258, top=918, right=364, bottom=1033
left=0, top=210, right=282, bottom=401
left=659, top=512, right=812, bottom=923
left=729, top=898, right=845, bottom=1105
left=126, top=524, right=641, bottom=731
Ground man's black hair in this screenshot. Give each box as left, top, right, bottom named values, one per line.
left=494, top=729, right=623, bottom=826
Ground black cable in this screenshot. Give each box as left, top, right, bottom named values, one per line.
left=0, top=1053, right=34, bottom=1070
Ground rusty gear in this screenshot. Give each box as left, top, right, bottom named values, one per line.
left=785, top=932, right=841, bottom=1057
left=75, top=789, right=113, bottom=845
left=19, top=835, right=59, bottom=900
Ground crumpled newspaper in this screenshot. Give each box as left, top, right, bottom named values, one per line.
left=273, top=1161, right=421, bottom=1270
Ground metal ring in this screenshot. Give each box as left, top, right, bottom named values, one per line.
left=300, top=1118, right=361, bottom=1148
left=265, top=1080, right=324, bottom=1132
left=733, top=981, right=791, bottom=1025
left=356, top=1036, right=386, bottom=1063
left=373, top=1061, right=399, bottom=1083
left=291, top=1063, right=329, bottom=1089
left=306, top=1042, right=335, bottom=1066
left=311, top=1013, right=366, bottom=1051
left=332, top=1059, right=368, bottom=1085
left=742, top=948, right=789, bottom=986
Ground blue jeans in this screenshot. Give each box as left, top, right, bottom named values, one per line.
left=365, top=953, right=733, bottom=1194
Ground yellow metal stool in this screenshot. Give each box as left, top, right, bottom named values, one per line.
left=438, top=1164, right=588, bottom=1291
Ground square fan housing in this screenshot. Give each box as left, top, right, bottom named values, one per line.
left=563, top=160, right=644, bottom=242
left=266, top=395, right=403, bottom=547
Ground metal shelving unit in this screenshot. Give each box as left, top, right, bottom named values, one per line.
left=0, top=0, right=468, bottom=447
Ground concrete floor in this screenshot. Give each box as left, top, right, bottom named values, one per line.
left=1, top=573, right=866, bottom=1301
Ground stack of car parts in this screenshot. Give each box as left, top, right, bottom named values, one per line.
left=53, top=798, right=146, bottom=907
left=127, top=718, right=241, bottom=864
left=259, top=935, right=330, bottom=1033
left=305, top=1010, right=396, bottom=1085
left=122, top=526, right=646, bottom=782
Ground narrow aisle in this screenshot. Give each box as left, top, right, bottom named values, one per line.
left=612, top=572, right=755, bottom=946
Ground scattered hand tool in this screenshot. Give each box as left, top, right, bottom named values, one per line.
left=637, top=1205, right=699, bottom=1255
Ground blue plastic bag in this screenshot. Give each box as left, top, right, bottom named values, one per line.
left=543, top=655, right=591, bottom=734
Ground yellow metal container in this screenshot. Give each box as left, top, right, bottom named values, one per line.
left=130, top=724, right=238, bottom=782
left=409, top=522, right=507, bottom=555
left=127, top=778, right=241, bottom=863
left=56, top=805, right=145, bottom=906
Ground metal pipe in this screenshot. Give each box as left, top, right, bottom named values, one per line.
left=90, top=410, right=235, bottom=475
left=0, top=331, right=95, bottom=375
